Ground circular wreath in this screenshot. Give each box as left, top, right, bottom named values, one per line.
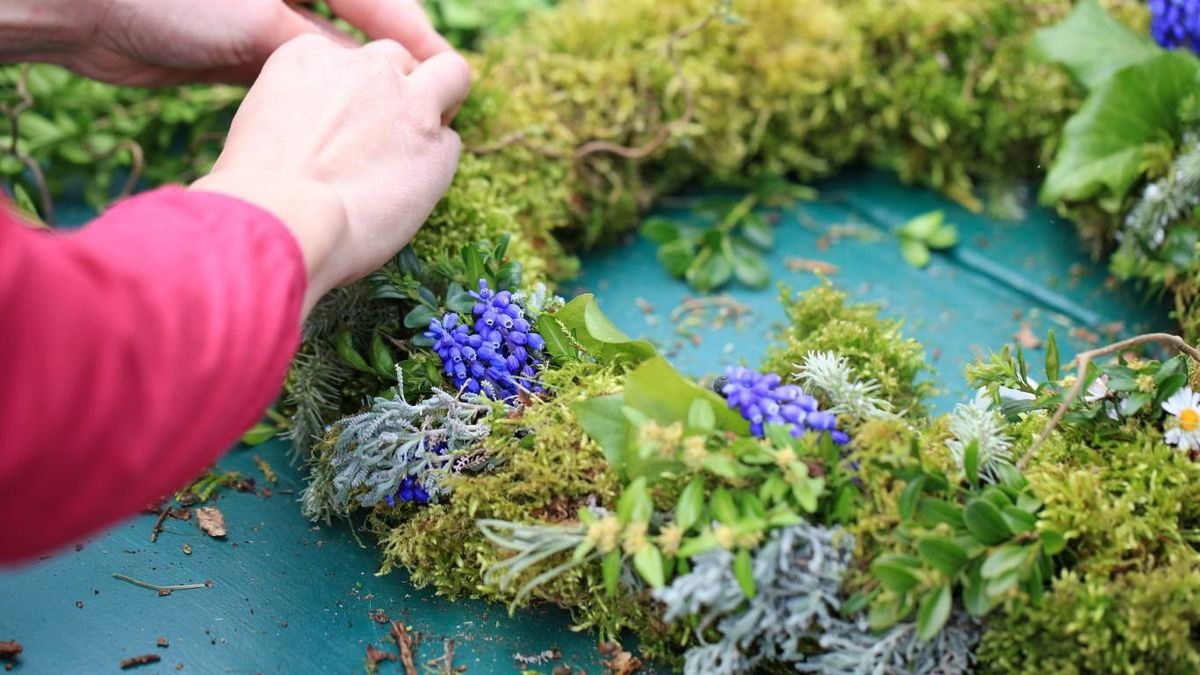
left=13, top=0, right=1200, bottom=671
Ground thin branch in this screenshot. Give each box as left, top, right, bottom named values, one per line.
left=1017, top=332, right=1200, bottom=469
left=112, top=573, right=211, bottom=594
left=3, top=65, right=54, bottom=224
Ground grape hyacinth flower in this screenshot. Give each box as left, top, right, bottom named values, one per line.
left=1150, top=0, right=1200, bottom=52
left=383, top=441, right=447, bottom=507
left=719, top=367, right=848, bottom=444
left=426, top=280, right=546, bottom=400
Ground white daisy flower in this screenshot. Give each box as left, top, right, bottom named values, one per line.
left=1162, top=387, right=1200, bottom=451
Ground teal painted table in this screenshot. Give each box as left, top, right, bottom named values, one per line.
left=0, top=171, right=1165, bottom=673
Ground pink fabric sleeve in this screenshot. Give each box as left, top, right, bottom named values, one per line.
left=0, top=187, right=306, bottom=564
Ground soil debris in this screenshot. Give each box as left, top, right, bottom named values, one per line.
left=598, top=642, right=641, bottom=675
left=182, top=543, right=192, bottom=555
left=119, top=654, right=161, bottom=669
left=365, top=644, right=396, bottom=670
left=156, top=637, right=169, bottom=648
left=75, top=600, right=83, bottom=609
left=514, top=648, right=561, bottom=667
left=253, top=455, right=277, bottom=483
left=426, top=638, right=460, bottom=674
left=1014, top=322, right=1042, bottom=349
left=390, top=621, right=418, bottom=675
left=369, top=608, right=390, bottom=624
left=195, top=507, right=227, bottom=538
left=0, top=641, right=21, bottom=662
left=784, top=257, right=839, bottom=275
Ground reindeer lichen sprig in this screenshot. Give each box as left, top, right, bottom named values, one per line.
left=300, top=369, right=493, bottom=521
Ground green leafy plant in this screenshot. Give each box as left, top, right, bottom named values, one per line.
left=640, top=180, right=814, bottom=292
left=895, top=210, right=959, bottom=268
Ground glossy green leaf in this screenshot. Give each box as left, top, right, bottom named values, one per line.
left=963, top=499, right=1014, bottom=546
left=334, top=329, right=373, bottom=373
left=602, top=551, right=621, bottom=597
left=574, top=394, right=629, bottom=469
left=688, top=398, right=716, bottom=432
left=657, top=238, right=695, bottom=277
left=1001, top=506, right=1037, bottom=534
left=710, top=488, right=738, bottom=524
left=633, top=544, right=665, bottom=588
left=369, top=332, right=396, bottom=379
left=918, top=538, right=969, bottom=577
left=899, top=239, right=931, bottom=268
left=981, top=544, right=1030, bottom=579
left=734, top=548, right=756, bottom=598
left=916, top=584, right=952, bottom=641
left=641, top=217, right=682, bottom=244
left=551, top=294, right=656, bottom=366
left=918, top=498, right=966, bottom=529
left=675, top=478, right=706, bottom=531
left=537, top=313, right=577, bottom=364
left=1040, top=529, right=1067, bottom=555
left=871, top=555, right=921, bottom=593
left=962, top=561, right=992, bottom=616
left=622, top=357, right=749, bottom=434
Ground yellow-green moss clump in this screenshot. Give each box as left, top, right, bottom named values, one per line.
left=368, top=363, right=655, bottom=636
left=762, top=282, right=933, bottom=416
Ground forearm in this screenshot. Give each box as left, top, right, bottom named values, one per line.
left=0, top=188, right=305, bottom=563
left=0, top=0, right=97, bottom=65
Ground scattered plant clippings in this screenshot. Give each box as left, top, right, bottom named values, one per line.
left=597, top=642, right=640, bottom=675
left=514, top=648, right=561, bottom=667
left=0, top=641, right=21, bottom=659
left=195, top=507, right=227, bottom=538
left=784, top=257, right=839, bottom=275
left=365, top=644, right=396, bottom=669
left=1014, top=323, right=1043, bottom=348
left=390, top=621, right=417, bottom=675
left=74, top=600, right=83, bottom=609
left=119, top=654, right=161, bottom=669
left=156, top=637, right=169, bottom=649
left=112, top=573, right=210, bottom=595
left=181, top=543, right=192, bottom=555
left=369, top=608, right=390, bottom=624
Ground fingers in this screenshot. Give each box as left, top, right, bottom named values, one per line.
left=325, top=0, right=453, bottom=60
left=408, top=50, right=471, bottom=123
left=361, top=39, right=418, bottom=76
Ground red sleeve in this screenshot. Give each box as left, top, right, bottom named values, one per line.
left=0, top=187, right=306, bottom=564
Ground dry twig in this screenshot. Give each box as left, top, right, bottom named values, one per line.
left=390, top=621, right=417, bottom=675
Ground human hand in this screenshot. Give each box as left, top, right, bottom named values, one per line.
left=7, top=0, right=452, bottom=86
left=190, top=35, right=470, bottom=316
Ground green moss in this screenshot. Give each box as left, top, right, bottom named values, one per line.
left=978, top=563, right=1200, bottom=674
left=369, top=363, right=655, bottom=636
left=762, top=282, right=933, bottom=416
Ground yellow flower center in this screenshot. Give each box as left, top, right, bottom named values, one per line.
left=1182, top=408, right=1199, bottom=432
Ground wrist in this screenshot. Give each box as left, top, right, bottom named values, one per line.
left=190, top=170, right=350, bottom=319
left=0, top=0, right=101, bottom=65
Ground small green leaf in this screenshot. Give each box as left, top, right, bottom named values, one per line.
left=916, top=584, right=952, bottom=641
left=918, top=498, right=966, bottom=529
left=710, top=488, right=738, bottom=524
left=871, top=555, right=921, bottom=593
left=964, top=440, right=980, bottom=487
left=926, top=224, right=959, bottom=250
left=602, top=551, right=621, bottom=596
left=1040, top=529, right=1067, bottom=555
left=633, top=544, right=665, bottom=588
left=962, top=562, right=992, bottom=616
left=899, top=239, right=932, bottom=268
left=641, top=217, right=681, bottom=244
left=731, top=248, right=770, bottom=288
left=537, top=313, right=577, bottom=364
left=700, top=455, right=744, bottom=479
left=677, top=530, right=718, bottom=558
left=900, top=211, right=944, bottom=240
left=1045, top=330, right=1061, bottom=382
left=981, top=544, right=1030, bottom=579
left=575, top=395, right=629, bottom=469
left=658, top=238, right=696, bottom=277
left=1001, top=506, right=1037, bottom=534
left=733, top=548, right=756, bottom=598
left=963, top=499, right=1014, bottom=546
left=617, top=478, right=652, bottom=523
left=675, top=478, right=706, bottom=531
left=918, top=538, right=969, bottom=577
left=741, top=212, right=774, bottom=249
left=334, top=329, right=373, bottom=373
left=240, top=422, right=276, bottom=446
left=899, top=476, right=926, bottom=521
left=370, top=332, right=396, bottom=379
left=869, top=597, right=906, bottom=631
left=688, top=398, right=716, bottom=432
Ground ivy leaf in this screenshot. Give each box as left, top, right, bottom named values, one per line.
left=916, top=584, right=952, bottom=641
left=1041, top=52, right=1200, bottom=205
left=1031, top=0, right=1160, bottom=91
left=963, top=499, right=1014, bottom=546
left=633, top=544, right=666, bottom=588
left=899, top=239, right=932, bottom=268
left=687, top=398, right=716, bottom=432
left=622, top=357, right=749, bottom=435
left=733, top=548, right=756, bottom=598
left=551, top=294, right=656, bottom=366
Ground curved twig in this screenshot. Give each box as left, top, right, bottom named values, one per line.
left=3, top=65, right=54, bottom=224
left=1016, top=332, right=1200, bottom=469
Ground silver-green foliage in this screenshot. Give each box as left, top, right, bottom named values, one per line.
left=799, top=612, right=980, bottom=675
left=300, top=371, right=491, bottom=520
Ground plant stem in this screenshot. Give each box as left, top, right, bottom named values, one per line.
left=112, top=573, right=210, bottom=593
